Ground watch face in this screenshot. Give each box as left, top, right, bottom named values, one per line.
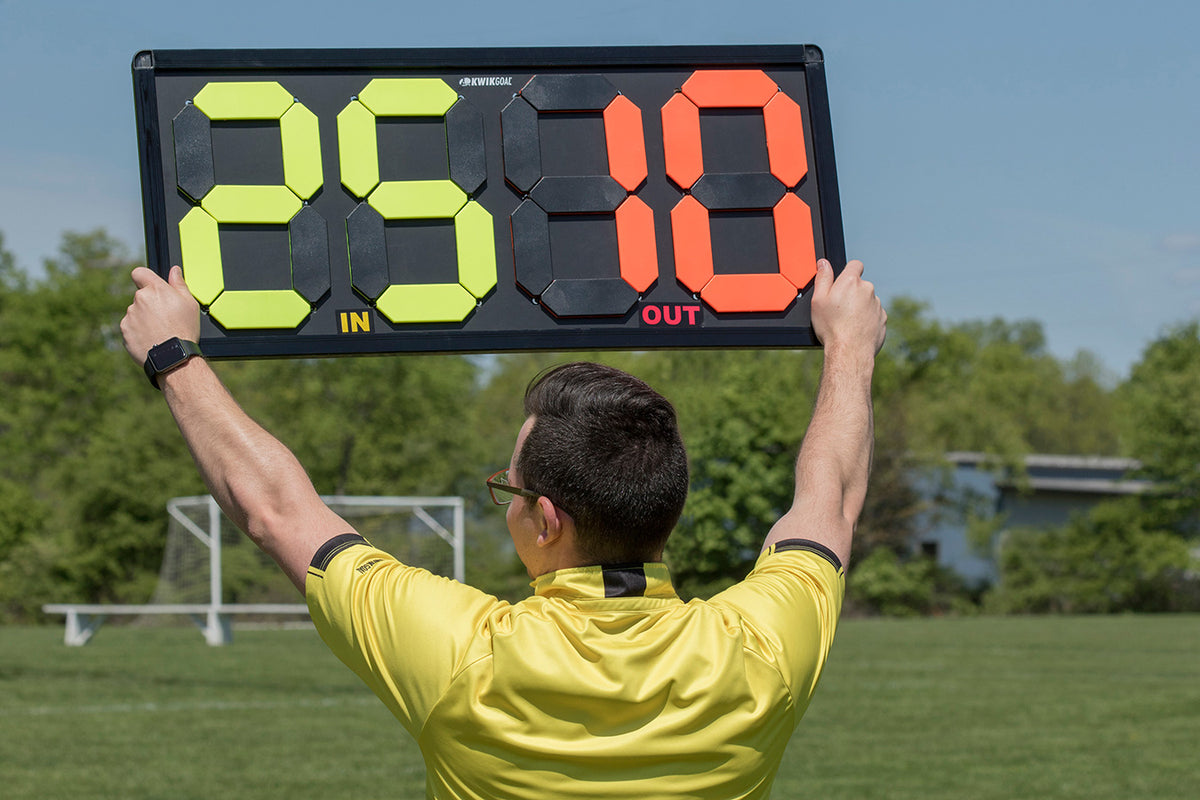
left=150, top=339, right=188, bottom=371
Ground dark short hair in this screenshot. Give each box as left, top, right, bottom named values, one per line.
left=519, top=362, right=689, bottom=564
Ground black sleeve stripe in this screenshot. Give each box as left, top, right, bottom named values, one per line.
left=772, top=539, right=843, bottom=571
left=310, top=533, right=370, bottom=571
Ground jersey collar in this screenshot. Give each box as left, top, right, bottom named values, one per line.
left=533, top=563, right=678, bottom=600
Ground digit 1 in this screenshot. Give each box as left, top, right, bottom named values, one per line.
left=173, top=81, right=328, bottom=329
left=337, top=78, right=495, bottom=324
left=661, top=70, right=816, bottom=313
left=502, top=74, right=656, bottom=317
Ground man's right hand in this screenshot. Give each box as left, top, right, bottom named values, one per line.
left=121, top=265, right=202, bottom=365
left=810, top=259, right=887, bottom=359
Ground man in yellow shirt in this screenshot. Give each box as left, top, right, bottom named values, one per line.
left=121, top=258, right=886, bottom=799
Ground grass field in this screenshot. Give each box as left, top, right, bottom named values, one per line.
left=2, top=615, right=1197, bottom=799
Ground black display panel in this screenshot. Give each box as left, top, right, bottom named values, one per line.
left=132, top=45, right=843, bottom=357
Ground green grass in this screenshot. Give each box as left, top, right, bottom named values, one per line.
left=779, top=615, right=1200, bottom=800
left=2, top=616, right=1197, bottom=799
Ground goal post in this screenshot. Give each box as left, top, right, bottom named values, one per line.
left=157, top=495, right=466, bottom=611
left=157, top=494, right=465, bottom=605
left=45, top=494, right=465, bottom=645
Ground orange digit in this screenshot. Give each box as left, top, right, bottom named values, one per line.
left=662, top=70, right=817, bottom=313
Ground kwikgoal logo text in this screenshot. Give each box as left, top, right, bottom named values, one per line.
left=459, top=76, right=514, bottom=87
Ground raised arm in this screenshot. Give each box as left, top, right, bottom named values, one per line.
left=763, top=259, right=887, bottom=567
left=120, top=266, right=354, bottom=592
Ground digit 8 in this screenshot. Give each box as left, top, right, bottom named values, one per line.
left=661, top=70, right=817, bottom=313
left=173, top=81, right=328, bottom=329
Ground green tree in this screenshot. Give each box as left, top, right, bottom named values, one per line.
left=0, top=231, right=203, bottom=617
left=649, top=350, right=823, bottom=597
left=987, top=501, right=1195, bottom=613
left=0, top=234, right=46, bottom=565
left=883, top=298, right=1119, bottom=458
left=218, top=353, right=486, bottom=499
left=0, top=230, right=508, bottom=617
left=845, top=547, right=975, bottom=616
left=1117, top=322, right=1200, bottom=529
left=3, top=232, right=1149, bottom=619
left=987, top=322, right=1200, bottom=613
left=220, top=354, right=509, bottom=600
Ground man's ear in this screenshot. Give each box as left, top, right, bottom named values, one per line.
left=534, top=495, right=569, bottom=548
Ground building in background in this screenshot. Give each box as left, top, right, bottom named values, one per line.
left=918, top=454, right=1151, bottom=586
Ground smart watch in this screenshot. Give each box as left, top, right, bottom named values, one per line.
left=144, top=338, right=203, bottom=389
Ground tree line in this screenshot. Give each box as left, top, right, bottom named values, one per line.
left=1, top=229, right=1196, bottom=619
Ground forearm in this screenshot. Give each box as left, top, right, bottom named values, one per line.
left=795, top=343, right=876, bottom=528
left=764, top=347, right=875, bottom=565
left=159, top=358, right=337, bottom=591
left=763, top=259, right=885, bottom=565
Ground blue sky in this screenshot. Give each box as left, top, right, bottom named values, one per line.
left=2, top=0, right=1197, bottom=378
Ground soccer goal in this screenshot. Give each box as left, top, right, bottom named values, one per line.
left=44, top=494, right=464, bottom=645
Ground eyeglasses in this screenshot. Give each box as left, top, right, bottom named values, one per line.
left=486, top=469, right=543, bottom=506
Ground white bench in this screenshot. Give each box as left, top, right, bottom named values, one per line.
left=41, top=603, right=309, bottom=646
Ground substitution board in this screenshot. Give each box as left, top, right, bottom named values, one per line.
left=133, top=45, right=844, bottom=357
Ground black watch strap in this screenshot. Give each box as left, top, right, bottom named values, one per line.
left=144, top=338, right=203, bottom=389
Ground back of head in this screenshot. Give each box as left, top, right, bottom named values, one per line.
left=519, top=362, right=689, bottom=565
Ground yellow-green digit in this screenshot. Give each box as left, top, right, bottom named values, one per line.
left=176, top=81, right=325, bottom=330
left=340, top=78, right=496, bottom=324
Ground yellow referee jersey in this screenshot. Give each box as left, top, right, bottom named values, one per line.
left=307, top=535, right=844, bottom=800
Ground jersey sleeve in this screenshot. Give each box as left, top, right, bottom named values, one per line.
left=708, top=539, right=845, bottom=712
left=305, top=534, right=503, bottom=736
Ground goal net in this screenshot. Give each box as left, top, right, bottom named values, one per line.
left=142, top=494, right=464, bottom=615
